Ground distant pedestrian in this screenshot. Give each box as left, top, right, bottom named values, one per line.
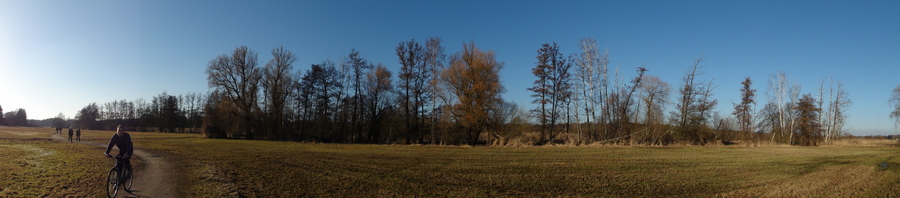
left=75, top=128, right=81, bottom=142
left=68, top=127, right=74, bottom=142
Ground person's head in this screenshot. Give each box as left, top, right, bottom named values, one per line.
left=116, top=125, right=125, bottom=137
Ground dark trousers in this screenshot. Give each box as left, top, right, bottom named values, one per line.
left=119, top=158, right=132, bottom=171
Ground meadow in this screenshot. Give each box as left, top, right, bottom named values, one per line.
left=1, top=126, right=900, bottom=197
left=0, top=127, right=110, bottom=197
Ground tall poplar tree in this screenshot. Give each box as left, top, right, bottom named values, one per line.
left=397, top=39, right=429, bottom=144
left=733, top=77, right=755, bottom=135
left=528, top=42, right=571, bottom=143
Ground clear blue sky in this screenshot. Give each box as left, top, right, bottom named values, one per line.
left=2, top=0, right=899, bottom=135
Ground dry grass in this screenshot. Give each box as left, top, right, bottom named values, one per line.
left=131, top=133, right=900, bottom=197
left=0, top=126, right=155, bottom=197
left=0, top=127, right=108, bottom=197
left=3, top=126, right=900, bottom=197
left=826, top=138, right=898, bottom=147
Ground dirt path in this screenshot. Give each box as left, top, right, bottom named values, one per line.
left=51, top=134, right=177, bottom=198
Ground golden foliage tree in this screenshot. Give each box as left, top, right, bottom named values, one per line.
left=441, top=42, right=505, bottom=144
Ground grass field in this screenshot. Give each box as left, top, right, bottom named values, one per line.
left=2, top=126, right=900, bottom=197
left=0, top=127, right=109, bottom=197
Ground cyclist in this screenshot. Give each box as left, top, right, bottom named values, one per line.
left=104, top=125, right=134, bottom=169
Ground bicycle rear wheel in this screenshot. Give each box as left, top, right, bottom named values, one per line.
left=106, top=168, right=119, bottom=198
left=124, top=166, right=134, bottom=191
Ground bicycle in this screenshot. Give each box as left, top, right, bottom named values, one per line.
left=105, top=155, right=134, bottom=198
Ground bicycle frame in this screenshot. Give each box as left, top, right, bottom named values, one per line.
left=106, top=155, right=133, bottom=198
left=113, top=156, right=129, bottom=173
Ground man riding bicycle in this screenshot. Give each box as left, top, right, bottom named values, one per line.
left=104, top=125, right=134, bottom=168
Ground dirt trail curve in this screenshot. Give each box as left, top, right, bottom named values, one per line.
left=51, top=134, right=176, bottom=198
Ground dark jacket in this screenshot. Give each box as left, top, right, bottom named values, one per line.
left=105, top=133, right=134, bottom=157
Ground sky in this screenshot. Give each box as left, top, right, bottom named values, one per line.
left=1, top=0, right=899, bottom=135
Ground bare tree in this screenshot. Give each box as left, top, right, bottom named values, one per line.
left=828, top=79, right=850, bottom=142
left=787, top=80, right=802, bottom=143
left=262, top=46, right=297, bottom=140
left=638, top=75, right=670, bottom=145
left=613, top=67, right=646, bottom=143
left=442, top=42, right=505, bottom=144
left=202, top=90, right=238, bottom=138
left=673, top=57, right=718, bottom=145
left=766, top=72, right=801, bottom=144
left=425, top=37, right=446, bottom=144
left=890, top=85, right=900, bottom=131
left=490, top=101, right=529, bottom=145
left=181, top=93, right=205, bottom=133
left=344, top=49, right=371, bottom=142
left=205, top=46, right=262, bottom=139
left=296, top=61, right=342, bottom=141
left=133, top=98, right=150, bottom=131
left=397, top=39, right=430, bottom=144
left=712, top=112, right=737, bottom=144
left=572, top=38, right=609, bottom=143
left=364, top=64, right=394, bottom=143
left=818, top=77, right=851, bottom=143
left=147, top=92, right=180, bottom=133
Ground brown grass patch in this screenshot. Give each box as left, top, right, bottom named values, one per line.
left=4, top=126, right=900, bottom=197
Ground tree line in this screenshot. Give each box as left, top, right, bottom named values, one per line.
left=0, top=105, right=28, bottom=127
left=20, top=92, right=207, bottom=132
left=201, top=39, right=507, bottom=144
left=53, top=37, right=865, bottom=146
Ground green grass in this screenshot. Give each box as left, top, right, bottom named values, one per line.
left=3, top=126, right=900, bottom=197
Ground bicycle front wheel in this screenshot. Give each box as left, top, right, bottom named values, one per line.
left=124, top=166, right=134, bottom=191
left=106, top=168, right=119, bottom=198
